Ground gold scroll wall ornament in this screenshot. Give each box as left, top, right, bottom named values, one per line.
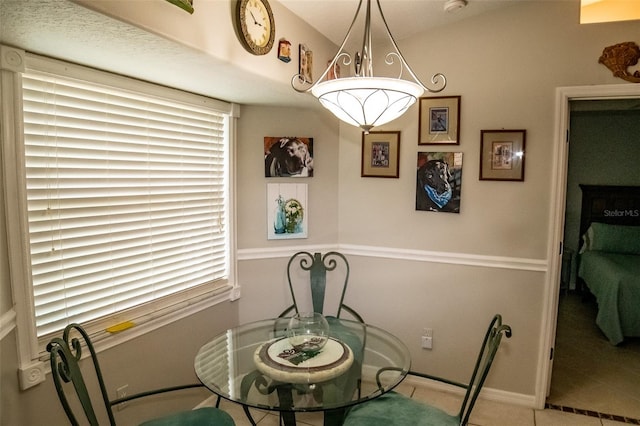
left=598, top=42, right=640, bottom=83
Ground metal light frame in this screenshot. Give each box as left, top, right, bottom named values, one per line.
left=292, top=0, right=446, bottom=133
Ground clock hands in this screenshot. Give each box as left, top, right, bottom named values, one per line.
left=249, top=10, right=263, bottom=27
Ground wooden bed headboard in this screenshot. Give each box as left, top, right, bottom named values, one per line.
left=578, top=185, right=640, bottom=248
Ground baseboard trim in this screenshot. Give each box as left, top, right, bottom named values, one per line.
left=404, top=373, right=536, bottom=408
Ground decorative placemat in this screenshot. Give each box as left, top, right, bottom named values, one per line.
left=253, top=337, right=354, bottom=384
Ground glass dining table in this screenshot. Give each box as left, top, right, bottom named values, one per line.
left=194, top=317, right=411, bottom=426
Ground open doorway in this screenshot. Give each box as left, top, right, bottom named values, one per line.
left=546, top=98, right=640, bottom=419
left=548, top=91, right=640, bottom=419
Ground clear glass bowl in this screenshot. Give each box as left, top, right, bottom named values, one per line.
left=287, top=312, right=329, bottom=353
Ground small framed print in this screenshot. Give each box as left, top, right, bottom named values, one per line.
left=299, top=44, right=313, bottom=83
left=418, top=96, right=461, bottom=145
left=479, top=129, right=526, bottom=181
left=277, top=39, right=291, bottom=63
left=361, top=131, right=400, bottom=178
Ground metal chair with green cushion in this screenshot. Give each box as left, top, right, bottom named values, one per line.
left=47, top=323, right=235, bottom=426
left=281, top=251, right=365, bottom=422
left=278, top=251, right=365, bottom=362
left=342, top=314, right=512, bottom=426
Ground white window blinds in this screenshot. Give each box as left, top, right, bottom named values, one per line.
left=21, top=68, right=230, bottom=338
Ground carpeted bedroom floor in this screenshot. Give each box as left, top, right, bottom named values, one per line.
left=547, top=292, right=640, bottom=421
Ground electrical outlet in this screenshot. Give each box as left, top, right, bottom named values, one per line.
left=422, top=328, right=433, bottom=349
left=116, top=385, right=129, bottom=410
left=421, top=335, right=433, bottom=349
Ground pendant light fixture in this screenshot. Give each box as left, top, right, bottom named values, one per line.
left=292, top=0, right=446, bottom=133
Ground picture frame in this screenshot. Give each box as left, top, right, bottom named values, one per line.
left=267, top=183, right=308, bottom=240
left=479, top=129, right=526, bottom=181
left=418, top=95, right=461, bottom=145
left=361, top=131, right=400, bottom=178
left=264, top=137, right=314, bottom=177
left=416, top=151, right=463, bottom=213
left=299, top=44, right=313, bottom=84
left=277, top=39, right=291, bottom=63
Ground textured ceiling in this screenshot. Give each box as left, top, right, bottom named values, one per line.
left=0, top=0, right=519, bottom=108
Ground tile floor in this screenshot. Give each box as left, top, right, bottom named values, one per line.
left=206, top=377, right=630, bottom=426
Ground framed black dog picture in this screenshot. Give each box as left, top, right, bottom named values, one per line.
left=416, top=151, right=463, bottom=213
left=264, top=137, right=314, bottom=177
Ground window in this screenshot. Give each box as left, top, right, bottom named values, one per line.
left=3, top=52, right=236, bottom=358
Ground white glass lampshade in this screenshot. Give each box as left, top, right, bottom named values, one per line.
left=311, top=77, right=424, bottom=133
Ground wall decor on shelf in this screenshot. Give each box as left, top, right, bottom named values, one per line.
left=264, top=137, right=314, bottom=177
left=278, top=39, right=291, bottom=62
left=165, top=0, right=194, bottom=13
left=416, top=151, right=463, bottom=213
left=361, top=131, right=401, bottom=178
left=299, top=44, right=313, bottom=83
left=267, top=183, right=308, bottom=240
left=418, top=95, right=461, bottom=145
left=479, top=129, right=526, bottom=181
left=326, top=59, right=340, bottom=80
left=598, top=41, right=640, bottom=83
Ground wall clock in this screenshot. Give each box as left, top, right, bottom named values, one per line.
left=237, top=0, right=276, bottom=55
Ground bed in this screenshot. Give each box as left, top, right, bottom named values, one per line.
left=576, top=185, right=640, bottom=345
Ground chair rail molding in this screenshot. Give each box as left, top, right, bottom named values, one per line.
left=237, top=244, right=546, bottom=272
left=1, top=309, right=17, bottom=341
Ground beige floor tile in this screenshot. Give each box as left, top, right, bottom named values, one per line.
left=391, top=382, right=415, bottom=397
left=534, top=409, right=602, bottom=426
left=411, top=386, right=461, bottom=415
left=293, top=410, right=324, bottom=426
left=468, top=398, right=534, bottom=426
left=216, top=399, right=269, bottom=426
left=602, top=419, right=635, bottom=426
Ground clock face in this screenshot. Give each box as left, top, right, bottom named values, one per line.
left=237, top=0, right=275, bottom=55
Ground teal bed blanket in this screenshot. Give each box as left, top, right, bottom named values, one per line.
left=578, top=251, right=640, bottom=345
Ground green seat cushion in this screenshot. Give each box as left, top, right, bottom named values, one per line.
left=344, top=391, right=460, bottom=426
left=140, top=407, right=235, bottom=426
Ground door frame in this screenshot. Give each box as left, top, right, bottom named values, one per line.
left=536, top=83, right=640, bottom=408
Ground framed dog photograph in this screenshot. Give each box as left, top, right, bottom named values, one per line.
left=416, top=151, right=463, bottom=213
left=267, top=183, right=308, bottom=240
left=264, top=137, right=314, bottom=177
left=361, top=131, right=401, bottom=178
left=479, top=129, right=526, bottom=181
left=418, top=96, right=461, bottom=145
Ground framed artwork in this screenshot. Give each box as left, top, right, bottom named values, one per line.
left=326, top=59, right=340, bottom=80
left=416, top=151, right=463, bottom=213
left=479, top=129, right=526, bottom=181
left=264, top=137, right=314, bottom=177
left=277, top=39, right=291, bottom=63
left=267, top=183, right=308, bottom=240
left=299, top=44, right=313, bottom=83
left=361, top=131, right=401, bottom=178
left=418, top=96, right=461, bottom=145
